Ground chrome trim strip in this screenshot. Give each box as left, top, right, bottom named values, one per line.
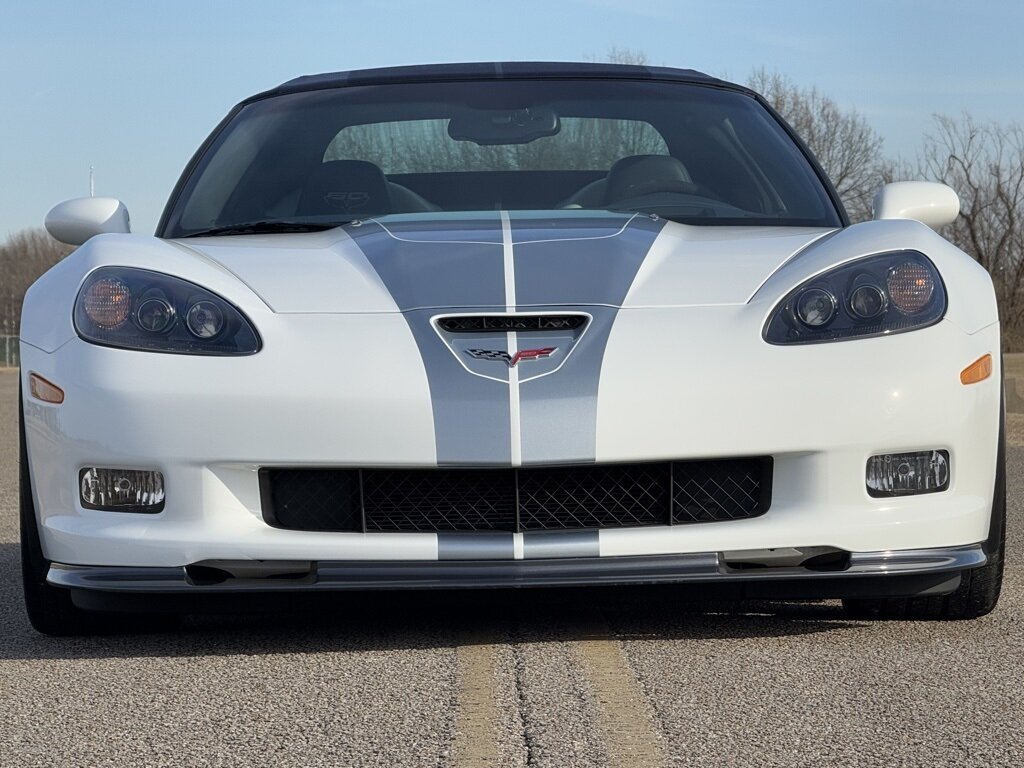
left=845, top=547, right=986, bottom=574
left=47, top=545, right=986, bottom=593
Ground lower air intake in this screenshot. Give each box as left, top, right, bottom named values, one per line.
left=261, top=458, right=772, bottom=533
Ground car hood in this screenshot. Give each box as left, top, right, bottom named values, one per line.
left=172, top=211, right=835, bottom=313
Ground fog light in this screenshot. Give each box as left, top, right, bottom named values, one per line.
left=79, top=468, right=165, bottom=512
left=866, top=451, right=949, bottom=497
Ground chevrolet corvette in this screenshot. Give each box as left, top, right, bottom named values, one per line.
left=20, top=62, right=1003, bottom=634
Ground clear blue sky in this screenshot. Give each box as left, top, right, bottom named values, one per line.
left=2, top=0, right=1021, bottom=239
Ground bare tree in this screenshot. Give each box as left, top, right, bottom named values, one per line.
left=601, top=47, right=648, bottom=66
left=748, top=69, right=889, bottom=222
left=0, top=228, right=74, bottom=338
left=915, top=115, right=1024, bottom=348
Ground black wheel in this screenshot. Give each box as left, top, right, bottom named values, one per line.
left=19, top=385, right=107, bottom=635
left=21, top=387, right=181, bottom=636
left=843, top=404, right=1006, bottom=622
left=841, top=556, right=1003, bottom=621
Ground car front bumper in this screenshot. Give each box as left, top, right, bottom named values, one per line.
left=20, top=315, right=1002, bottom=572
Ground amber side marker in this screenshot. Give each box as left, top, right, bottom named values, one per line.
left=29, top=373, right=64, bottom=404
left=960, top=354, right=993, bottom=385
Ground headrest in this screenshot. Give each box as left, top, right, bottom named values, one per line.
left=298, top=159, right=391, bottom=217
left=604, top=155, right=693, bottom=203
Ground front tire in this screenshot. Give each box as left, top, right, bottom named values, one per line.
left=843, top=403, right=1006, bottom=622
left=20, top=385, right=105, bottom=636
left=841, top=554, right=1003, bottom=621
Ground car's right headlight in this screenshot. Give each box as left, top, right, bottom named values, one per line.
left=74, top=267, right=261, bottom=355
left=763, top=251, right=947, bottom=345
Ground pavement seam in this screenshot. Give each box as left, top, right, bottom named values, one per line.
left=510, top=634, right=538, bottom=768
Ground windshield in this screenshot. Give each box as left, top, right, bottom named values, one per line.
left=160, top=79, right=842, bottom=238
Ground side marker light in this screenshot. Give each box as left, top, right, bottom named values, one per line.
left=29, top=373, right=64, bottom=404
left=960, top=354, right=992, bottom=385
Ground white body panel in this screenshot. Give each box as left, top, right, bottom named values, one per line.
left=20, top=214, right=1001, bottom=570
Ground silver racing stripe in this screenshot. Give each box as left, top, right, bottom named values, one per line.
left=437, top=532, right=515, bottom=560
left=501, top=210, right=522, bottom=466
left=510, top=212, right=664, bottom=464
left=348, top=215, right=511, bottom=464
left=397, top=307, right=512, bottom=464
left=522, top=530, right=600, bottom=559
left=347, top=212, right=665, bottom=466
left=437, top=530, right=600, bottom=560
left=510, top=213, right=663, bottom=306
left=517, top=305, right=619, bottom=463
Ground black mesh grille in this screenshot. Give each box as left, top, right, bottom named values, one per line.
left=518, top=463, right=669, bottom=530
left=262, top=469, right=362, bottom=532
left=436, top=315, right=587, bottom=333
left=362, top=469, right=516, bottom=531
left=672, top=459, right=770, bottom=523
left=262, top=459, right=771, bottom=533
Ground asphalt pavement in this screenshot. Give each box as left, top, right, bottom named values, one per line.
left=1, top=367, right=1021, bottom=767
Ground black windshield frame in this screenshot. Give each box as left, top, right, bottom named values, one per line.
left=157, top=76, right=847, bottom=238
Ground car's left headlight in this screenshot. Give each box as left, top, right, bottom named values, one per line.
left=763, top=251, right=946, bottom=345
left=74, top=267, right=261, bottom=355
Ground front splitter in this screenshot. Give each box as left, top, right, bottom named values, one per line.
left=48, top=544, right=984, bottom=595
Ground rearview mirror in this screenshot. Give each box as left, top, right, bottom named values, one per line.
left=448, top=108, right=560, bottom=145
left=45, top=197, right=131, bottom=245
left=872, top=182, right=959, bottom=230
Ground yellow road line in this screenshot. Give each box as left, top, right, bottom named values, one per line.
left=576, top=630, right=668, bottom=768
left=453, top=641, right=501, bottom=768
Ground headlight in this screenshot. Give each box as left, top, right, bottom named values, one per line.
left=763, top=251, right=946, bottom=345
left=75, top=267, right=261, bottom=355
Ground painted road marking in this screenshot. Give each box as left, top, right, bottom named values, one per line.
left=453, top=641, right=501, bottom=768
left=575, top=626, right=668, bottom=768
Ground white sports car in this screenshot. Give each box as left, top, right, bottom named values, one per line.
left=21, top=63, right=1004, bottom=635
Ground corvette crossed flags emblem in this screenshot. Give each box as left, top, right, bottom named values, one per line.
left=465, top=347, right=557, bottom=368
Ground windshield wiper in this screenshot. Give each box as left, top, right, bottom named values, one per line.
left=182, top=220, right=344, bottom=238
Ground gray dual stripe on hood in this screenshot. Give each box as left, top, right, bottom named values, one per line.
left=402, top=306, right=512, bottom=464
left=347, top=212, right=664, bottom=465
left=510, top=213, right=664, bottom=306
left=347, top=215, right=511, bottom=464
left=510, top=213, right=663, bottom=464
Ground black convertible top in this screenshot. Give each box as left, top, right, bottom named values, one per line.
left=251, top=62, right=747, bottom=102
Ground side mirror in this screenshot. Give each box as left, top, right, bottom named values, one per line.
left=45, top=197, right=131, bottom=245
left=872, top=182, right=959, bottom=230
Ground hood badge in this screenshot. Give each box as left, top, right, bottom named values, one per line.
left=466, top=347, right=557, bottom=368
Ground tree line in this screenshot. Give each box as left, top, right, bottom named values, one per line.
left=751, top=68, right=1024, bottom=348
left=0, top=229, right=73, bottom=338
left=2, top=66, right=1024, bottom=347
